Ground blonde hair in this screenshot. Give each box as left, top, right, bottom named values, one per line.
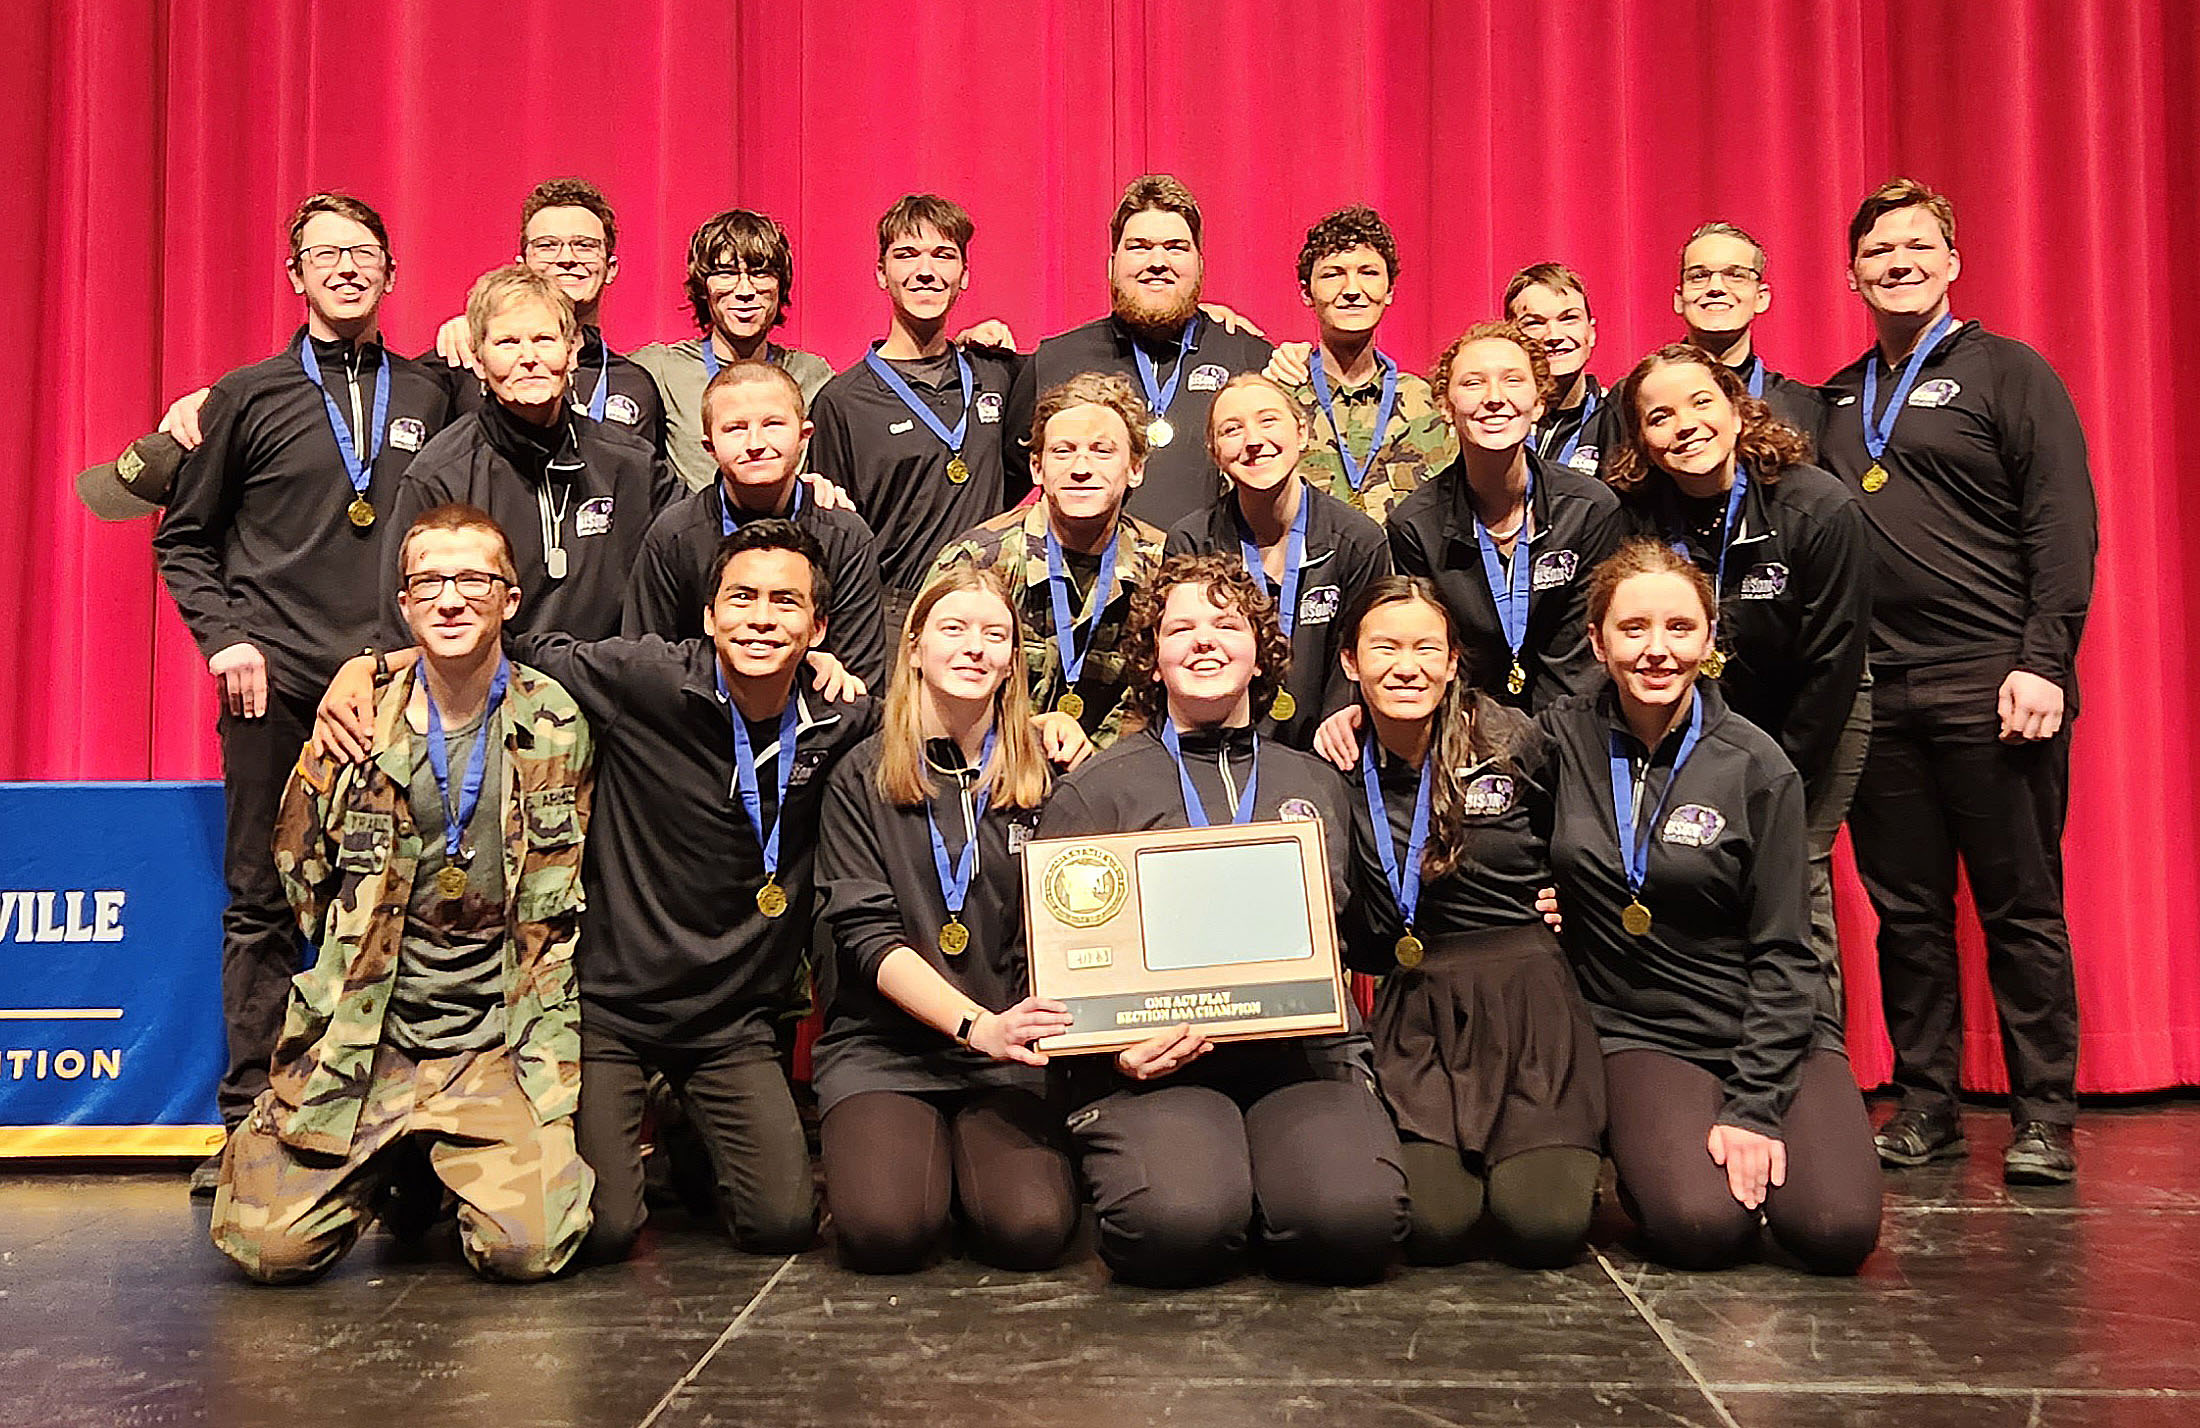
left=1030, top=371, right=1152, bottom=467
left=1203, top=372, right=1310, bottom=456
left=464, top=264, right=579, bottom=352
left=875, top=564, right=1050, bottom=811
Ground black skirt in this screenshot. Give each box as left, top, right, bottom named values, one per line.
left=1367, top=921, right=1606, bottom=1163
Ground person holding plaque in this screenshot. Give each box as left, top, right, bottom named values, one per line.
left=812, top=566, right=1083, bottom=1273
left=1541, top=541, right=1881, bottom=1274
left=1603, top=345, right=1870, bottom=989
left=1336, top=577, right=1603, bottom=1267
left=1164, top=374, right=1390, bottom=751
left=1037, top=552, right=1407, bottom=1287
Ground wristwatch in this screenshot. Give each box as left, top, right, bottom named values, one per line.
left=954, top=1010, right=981, bottom=1046
left=364, top=646, right=392, bottom=683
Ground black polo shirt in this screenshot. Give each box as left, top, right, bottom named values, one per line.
left=1616, top=462, right=1870, bottom=788
left=1006, top=315, right=1274, bottom=531
left=1531, top=375, right=1622, bottom=479
left=808, top=343, right=1025, bottom=595
left=155, top=329, right=452, bottom=700
left=1165, top=483, right=1393, bottom=748
left=509, top=632, right=876, bottom=1049
left=1818, top=320, right=2097, bottom=711
left=1387, top=450, right=1626, bottom=712
left=431, top=325, right=667, bottom=457
left=620, top=481, right=890, bottom=688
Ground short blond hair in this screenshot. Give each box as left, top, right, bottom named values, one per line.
left=464, top=264, right=579, bottom=352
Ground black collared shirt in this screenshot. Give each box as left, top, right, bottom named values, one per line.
left=808, top=343, right=1025, bottom=594
left=1538, top=682, right=1837, bottom=1136
left=155, top=329, right=452, bottom=699
left=1388, top=450, right=1626, bottom=712
left=509, top=632, right=877, bottom=1049
left=812, top=733, right=1047, bottom=1111
left=621, top=481, right=890, bottom=688
left=431, top=326, right=668, bottom=457
left=1165, top=483, right=1393, bottom=748
left=1818, top=320, right=2096, bottom=707
left=1616, top=463, right=1870, bottom=787
left=386, top=401, right=679, bottom=642
left=1531, top=375, right=1622, bottom=479
left=1006, top=315, right=1275, bottom=531
left=1731, top=353, right=1827, bottom=450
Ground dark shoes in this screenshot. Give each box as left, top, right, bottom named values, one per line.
left=2002, top=1121, right=2077, bottom=1185
left=187, top=1150, right=224, bottom=1198
left=1874, top=1107, right=1968, bottom=1168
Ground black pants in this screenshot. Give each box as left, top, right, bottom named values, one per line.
left=1397, top=1140, right=1602, bottom=1268
left=215, top=690, right=316, bottom=1126
left=577, top=1019, right=815, bottom=1261
left=818, top=1086, right=1078, bottom=1274
left=1605, top=1049, right=1882, bottom=1275
left=1847, top=667, right=2079, bottom=1126
left=1071, top=1071, right=1407, bottom=1288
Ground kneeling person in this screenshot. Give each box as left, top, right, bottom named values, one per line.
left=212, top=505, right=594, bottom=1284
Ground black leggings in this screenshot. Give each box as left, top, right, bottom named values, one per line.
left=1397, top=1140, right=1601, bottom=1268
left=1605, top=1048, right=1883, bottom=1275
left=819, top=1086, right=1079, bottom=1274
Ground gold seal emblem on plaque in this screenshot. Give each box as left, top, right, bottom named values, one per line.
left=1040, top=846, right=1129, bottom=928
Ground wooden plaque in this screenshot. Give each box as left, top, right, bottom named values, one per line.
left=1021, top=818, right=1349, bottom=1055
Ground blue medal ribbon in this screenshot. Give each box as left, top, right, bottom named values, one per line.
left=1607, top=693, right=1706, bottom=904
left=1667, top=465, right=1751, bottom=607
left=424, top=657, right=512, bottom=865
left=718, top=480, right=804, bottom=536
left=575, top=332, right=612, bottom=422
left=1745, top=359, right=1767, bottom=401
left=1161, top=721, right=1260, bottom=828
left=719, top=670, right=801, bottom=886
left=1861, top=312, right=1958, bottom=463
left=925, top=729, right=998, bottom=925
left=1474, top=470, right=1536, bottom=682
left=1309, top=350, right=1400, bottom=492
left=1546, top=386, right=1598, bottom=470
left=701, top=339, right=721, bottom=381
left=1131, top=316, right=1201, bottom=425
left=1044, top=527, right=1121, bottom=695
left=298, top=337, right=391, bottom=503
left=863, top=343, right=973, bottom=461
left=1235, top=491, right=1310, bottom=638
left=1359, top=736, right=1433, bottom=931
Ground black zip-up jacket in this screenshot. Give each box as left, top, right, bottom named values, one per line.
left=1731, top=354, right=1828, bottom=451
left=1617, top=462, right=1870, bottom=788
left=1006, top=315, right=1274, bottom=532
left=432, top=325, right=668, bottom=457
left=1165, top=484, right=1393, bottom=749
left=1537, top=682, right=1838, bottom=1137
left=1388, top=449, right=1627, bottom=712
left=387, top=400, right=678, bottom=642
left=509, top=632, right=876, bottom=1049
left=812, top=733, right=1046, bottom=1111
left=620, top=481, right=889, bottom=688
left=154, top=329, right=451, bottom=699
left=1531, top=375, right=1623, bottom=479
left=1817, top=320, right=2096, bottom=709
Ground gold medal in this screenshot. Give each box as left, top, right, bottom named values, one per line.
left=1861, top=461, right=1888, bottom=493
left=1269, top=690, right=1297, bottom=722
left=1702, top=648, right=1727, bottom=679
left=939, top=919, right=970, bottom=957
left=756, top=880, right=789, bottom=918
left=1394, top=932, right=1425, bottom=969
left=1147, top=416, right=1174, bottom=448
left=946, top=455, right=971, bottom=485
left=1506, top=660, right=1526, bottom=696
left=434, top=864, right=468, bottom=899
left=1622, top=900, right=1653, bottom=937
left=1056, top=690, right=1085, bottom=720
left=347, top=496, right=376, bottom=529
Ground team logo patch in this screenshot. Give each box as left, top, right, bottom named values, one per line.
left=1007, top=817, right=1035, bottom=855
left=1278, top=797, right=1321, bottom=822
left=1660, top=803, right=1726, bottom=847
left=1461, top=773, right=1516, bottom=817
left=1909, top=379, right=1961, bottom=408
left=605, top=394, right=642, bottom=426
left=1531, top=549, right=1579, bottom=591
left=976, top=392, right=1004, bottom=424
left=1567, top=445, right=1601, bottom=474
left=1296, top=584, right=1341, bottom=626
left=1187, top=363, right=1230, bottom=392
left=1737, top=563, right=1789, bottom=600
left=388, top=417, right=427, bottom=452
left=788, top=750, right=828, bottom=787
left=575, top=496, right=614, bottom=538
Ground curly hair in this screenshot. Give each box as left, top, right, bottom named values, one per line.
left=1029, top=371, right=1153, bottom=467
left=1602, top=344, right=1812, bottom=492
left=1118, top=552, right=1292, bottom=730
left=521, top=178, right=617, bottom=256
left=1429, top=320, right=1557, bottom=416
left=1296, top=204, right=1399, bottom=288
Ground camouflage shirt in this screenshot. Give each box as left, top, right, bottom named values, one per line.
left=1291, top=365, right=1457, bottom=524
left=925, top=501, right=1167, bottom=750
left=269, top=663, right=594, bottom=1158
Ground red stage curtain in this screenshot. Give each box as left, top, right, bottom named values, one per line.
left=6, top=1, right=2197, bottom=1091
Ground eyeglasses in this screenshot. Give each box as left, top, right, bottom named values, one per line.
left=1681, top=265, right=1762, bottom=290
left=402, top=570, right=510, bottom=602
left=295, top=243, right=389, bottom=273
left=704, top=267, right=781, bottom=290
left=526, top=236, right=608, bottom=262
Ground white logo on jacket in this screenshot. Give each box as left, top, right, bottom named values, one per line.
left=1187, top=363, right=1229, bottom=392
left=1660, top=804, right=1726, bottom=847
left=575, top=497, right=614, bottom=537
left=976, top=392, right=1004, bottom=424
left=388, top=417, right=427, bottom=452
left=605, top=394, right=642, bottom=426
left=1461, top=773, right=1516, bottom=817
left=1909, top=379, right=1961, bottom=408
left=1567, top=446, right=1600, bottom=474
left=1531, top=549, right=1578, bottom=591
left=1297, top=585, right=1341, bottom=626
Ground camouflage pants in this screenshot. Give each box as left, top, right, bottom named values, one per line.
left=210, top=1043, right=593, bottom=1284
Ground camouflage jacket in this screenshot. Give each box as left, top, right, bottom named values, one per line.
left=925, top=501, right=1167, bottom=750
left=269, top=663, right=594, bottom=1157
left=1291, top=366, right=1457, bottom=524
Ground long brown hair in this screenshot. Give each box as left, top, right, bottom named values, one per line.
left=1338, top=577, right=1531, bottom=879
left=874, top=565, right=1049, bottom=811
left=1119, top=552, right=1292, bottom=730
left=1604, top=343, right=1811, bottom=492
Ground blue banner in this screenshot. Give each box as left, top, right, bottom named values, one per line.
left=0, top=782, right=227, bottom=1156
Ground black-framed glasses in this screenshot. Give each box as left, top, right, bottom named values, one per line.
left=295, top=243, right=389, bottom=272
left=526, top=236, right=608, bottom=262
left=704, top=266, right=781, bottom=289
left=1681, top=264, right=1762, bottom=290
left=402, top=570, right=510, bottom=602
